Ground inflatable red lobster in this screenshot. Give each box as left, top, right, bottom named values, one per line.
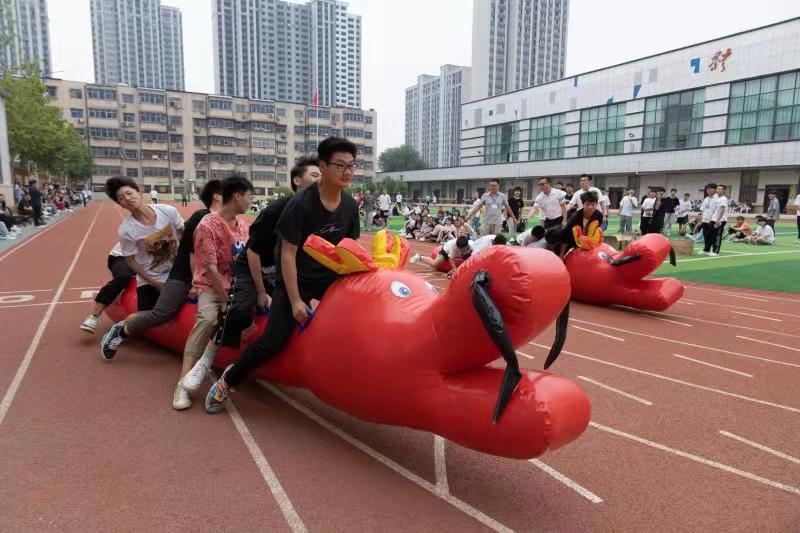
left=565, top=222, right=684, bottom=311
left=107, top=230, right=590, bottom=460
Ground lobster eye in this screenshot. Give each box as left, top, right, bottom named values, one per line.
left=597, top=251, right=612, bottom=262
left=391, top=281, right=412, bottom=298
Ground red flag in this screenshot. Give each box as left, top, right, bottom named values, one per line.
left=313, top=89, right=318, bottom=107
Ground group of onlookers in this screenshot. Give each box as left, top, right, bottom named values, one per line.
left=0, top=180, right=90, bottom=240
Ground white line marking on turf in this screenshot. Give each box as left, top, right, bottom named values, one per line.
left=0, top=289, right=53, bottom=294
left=736, top=336, right=800, bottom=353
left=259, top=382, right=513, bottom=532
left=576, top=376, right=652, bottom=405
left=681, top=298, right=800, bottom=318
left=673, top=354, right=753, bottom=378
left=719, top=431, right=800, bottom=466
left=434, top=436, right=450, bottom=495
left=213, top=375, right=306, bottom=533
left=731, top=311, right=782, bottom=322
left=0, top=205, right=103, bottom=426
left=636, top=313, right=692, bottom=327
left=529, top=343, right=800, bottom=414
left=589, top=421, right=800, bottom=497
left=678, top=250, right=800, bottom=264
left=569, top=318, right=800, bottom=368
left=0, top=300, right=89, bottom=310
left=528, top=459, right=604, bottom=504
left=571, top=325, right=625, bottom=342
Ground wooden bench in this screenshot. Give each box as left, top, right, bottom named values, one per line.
left=669, top=238, right=694, bottom=256
left=603, top=234, right=634, bottom=251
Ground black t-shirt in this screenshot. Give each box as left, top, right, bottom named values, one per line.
left=28, top=188, right=42, bottom=207
left=238, top=196, right=291, bottom=269
left=276, top=182, right=360, bottom=287
left=168, top=208, right=209, bottom=282
left=665, top=196, right=679, bottom=213
left=508, top=196, right=524, bottom=218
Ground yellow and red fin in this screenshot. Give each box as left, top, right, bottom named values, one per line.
left=303, top=235, right=377, bottom=275
left=371, top=229, right=410, bottom=268
left=586, top=220, right=603, bottom=246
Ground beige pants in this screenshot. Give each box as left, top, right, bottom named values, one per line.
left=183, top=291, right=226, bottom=358
left=480, top=223, right=501, bottom=236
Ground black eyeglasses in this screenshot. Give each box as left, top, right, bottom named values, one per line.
left=326, top=160, right=356, bottom=173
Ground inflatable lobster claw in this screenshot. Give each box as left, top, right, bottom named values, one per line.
left=565, top=232, right=684, bottom=311
left=572, top=220, right=603, bottom=251
left=107, top=230, right=590, bottom=459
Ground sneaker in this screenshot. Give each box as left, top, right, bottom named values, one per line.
left=709, top=251, right=719, bottom=257
left=409, top=254, right=423, bottom=264
left=180, top=359, right=209, bottom=393
left=1, top=234, right=16, bottom=240
left=205, top=365, right=233, bottom=414
left=173, top=383, right=191, bottom=410
left=795, top=239, right=800, bottom=244
left=697, top=250, right=707, bottom=255
left=80, top=314, right=99, bottom=334
left=100, top=321, right=126, bottom=361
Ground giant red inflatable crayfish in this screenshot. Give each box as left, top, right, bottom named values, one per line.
left=565, top=222, right=684, bottom=311
left=107, top=230, right=590, bottom=459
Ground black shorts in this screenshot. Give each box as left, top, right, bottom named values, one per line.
left=438, top=249, right=450, bottom=261
left=677, top=216, right=689, bottom=225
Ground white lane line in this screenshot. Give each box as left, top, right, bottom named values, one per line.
left=736, top=336, right=800, bottom=353
left=516, top=350, right=535, bottom=360
left=0, top=208, right=76, bottom=263
left=528, top=459, right=604, bottom=504
left=589, top=421, right=800, bottom=497
left=259, top=382, right=513, bottom=533
left=719, top=431, right=800, bottom=466
left=213, top=375, right=306, bottom=532
left=679, top=250, right=800, bottom=264
left=0, top=205, right=103, bottom=426
left=576, top=376, right=652, bottom=406
left=0, top=300, right=89, bottom=310
left=653, top=311, right=794, bottom=339
left=672, top=354, right=753, bottom=378
left=687, top=284, right=798, bottom=303
left=0, top=289, right=53, bottom=295
left=674, top=300, right=695, bottom=306
left=731, top=311, right=782, bottom=322
left=68, top=286, right=101, bottom=290
left=636, top=313, right=692, bottom=327
left=569, top=318, right=800, bottom=368
left=720, top=291, right=769, bottom=302
left=529, top=343, right=800, bottom=414
left=681, top=298, right=800, bottom=318
left=434, top=436, right=450, bottom=495
left=571, top=325, right=625, bottom=342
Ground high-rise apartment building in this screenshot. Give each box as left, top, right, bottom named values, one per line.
left=471, top=0, right=568, bottom=100
left=0, top=0, right=52, bottom=75
left=43, top=78, right=376, bottom=198
left=90, top=0, right=185, bottom=90
left=213, top=0, right=361, bottom=108
left=405, top=65, right=471, bottom=168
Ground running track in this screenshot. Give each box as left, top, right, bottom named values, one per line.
left=1, top=201, right=798, bottom=530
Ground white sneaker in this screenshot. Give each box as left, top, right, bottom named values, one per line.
left=795, top=239, right=800, bottom=245
left=709, top=251, right=719, bottom=257
left=1, top=234, right=16, bottom=240
left=80, top=314, right=99, bottom=334
left=409, top=254, right=422, bottom=264
left=696, top=250, right=707, bottom=255
left=180, top=360, right=209, bottom=393
left=173, top=383, right=191, bottom=410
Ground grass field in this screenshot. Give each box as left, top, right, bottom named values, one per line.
left=378, top=215, right=800, bottom=293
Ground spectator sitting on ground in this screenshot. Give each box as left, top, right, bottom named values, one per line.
left=400, top=214, right=420, bottom=239
left=0, top=193, right=20, bottom=234
left=517, top=225, right=548, bottom=248
left=432, top=217, right=457, bottom=242
left=416, top=216, right=434, bottom=241
left=17, top=194, right=34, bottom=221
left=455, top=215, right=477, bottom=238
left=743, top=216, right=775, bottom=245
left=726, top=216, right=753, bottom=242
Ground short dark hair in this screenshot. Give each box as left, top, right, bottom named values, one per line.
left=538, top=177, right=552, bottom=184
left=221, top=174, right=254, bottom=203
left=105, top=176, right=139, bottom=204
left=756, top=215, right=767, bottom=222
left=705, top=183, right=717, bottom=191
left=683, top=193, right=690, bottom=197
left=456, top=236, right=470, bottom=248
left=670, top=188, right=677, bottom=193
left=565, top=183, right=574, bottom=189
left=580, top=174, right=592, bottom=181
left=488, top=178, right=500, bottom=185
left=492, top=234, right=508, bottom=245
left=318, top=137, right=357, bottom=162
left=290, top=155, right=320, bottom=192
left=580, top=191, right=598, bottom=204
left=717, top=184, right=727, bottom=191
left=736, top=215, right=745, bottom=221
left=514, top=186, right=523, bottom=192
left=199, top=179, right=222, bottom=208
left=532, top=225, right=545, bottom=239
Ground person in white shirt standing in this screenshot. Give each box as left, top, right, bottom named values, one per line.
left=639, top=190, right=656, bottom=235
left=529, top=177, right=567, bottom=229
left=150, top=187, right=159, bottom=205
left=395, top=192, right=403, bottom=213
left=698, top=183, right=718, bottom=255
left=618, top=188, right=638, bottom=234
left=378, top=189, right=392, bottom=228
left=677, top=193, right=692, bottom=236
left=795, top=192, right=800, bottom=244
left=707, top=184, right=729, bottom=256
left=567, top=174, right=608, bottom=218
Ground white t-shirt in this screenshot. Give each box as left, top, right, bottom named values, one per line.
left=442, top=238, right=469, bottom=258
left=755, top=224, right=775, bottom=243
left=533, top=189, right=567, bottom=219
left=701, top=196, right=715, bottom=223
left=395, top=194, right=403, bottom=203
left=619, top=195, right=638, bottom=217
left=567, top=186, right=607, bottom=214
left=678, top=199, right=692, bottom=217
left=794, top=194, right=800, bottom=216
left=470, top=234, right=496, bottom=254
left=641, top=197, right=656, bottom=217
left=118, top=204, right=184, bottom=286
left=378, top=194, right=391, bottom=211
left=110, top=243, right=124, bottom=257
left=150, top=189, right=158, bottom=199
left=712, top=195, right=728, bottom=223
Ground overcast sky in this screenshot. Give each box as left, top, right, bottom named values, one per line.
left=49, top=0, right=799, bottom=154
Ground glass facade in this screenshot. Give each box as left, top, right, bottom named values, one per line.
left=529, top=113, right=565, bottom=161
left=727, top=71, right=800, bottom=144
left=643, top=89, right=704, bottom=151
left=485, top=122, right=519, bottom=163
left=579, top=103, right=626, bottom=156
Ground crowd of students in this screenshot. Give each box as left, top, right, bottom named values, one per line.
left=0, top=181, right=90, bottom=240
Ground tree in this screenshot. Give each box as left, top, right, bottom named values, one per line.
left=374, top=176, right=407, bottom=196
left=378, top=145, right=427, bottom=172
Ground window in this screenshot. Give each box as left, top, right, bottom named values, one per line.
left=122, top=112, right=135, bottom=123
left=88, top=108, right=118, bottom=120
left=70, top=108, right=84, bottom=118
left=46, top=86, right=57, bottom=97
left=276, top=107, right=286, bottom=117
left=143, top=167, right=170, bottom=177
left=122, top=93, right=134, bottom=104
left=140, top=112, right=167, bottom=124
left=209, top=99, right=232, bottom=110
left=252, top=137, right=274, bottom=149
left=192, top=100, right=206, bottom=113
left=643, top=89, right=704, bottom=151
left=235, top=104, right=247, bottom=113
left=727, top=72, right=800, bottom=144
left=485, top=122, right=520, bottom=163
left=123, top=149, right=138, bottom=159
left=122, top=131, right=137, bottom=142
left=295, top=109, right=305, bottom=120
left=88, top=127, right=118, bottom=139
left=529, top=114, right=565, bottom=160
left=141, top=131, right=168, bottom=143
left=250, top=103, right=274, bottom=114
left=92, top=165, right=121, bottom=175
left=90, top=146, right=120, bottom=158
left=69, top=88, right=83, bottom=99
left=208, top=118, right=234, bottom=129
left=87, top=88, right=116, bottom=100
left=169, top=115, right=182, bottom=127
left=126, top=168, right=138, bottom=177
left=140, top=93, right=165, bottom=105
left=579, top=103, right=626, bottom=156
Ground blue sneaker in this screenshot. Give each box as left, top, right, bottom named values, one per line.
left=100, top=321, right=126, bottom=361
left=205, top=365, right=233, bottom=414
